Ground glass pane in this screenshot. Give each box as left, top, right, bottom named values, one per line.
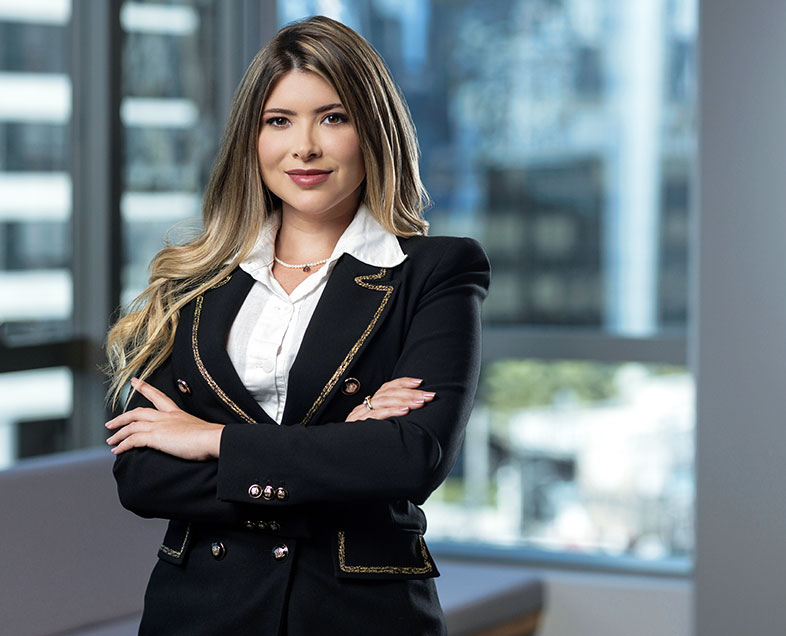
left=279, top=0, right=696, bottom=336
left=0, top=0, right=72, bottom=345
left=120, top=0, right=220, bottom=305
left=424, top=360, right=694, bottom=560
left=0, top=367, right=73, bottom=469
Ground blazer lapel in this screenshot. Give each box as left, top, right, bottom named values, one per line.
left=191, top=269, right=276, bottom=425
left=281, top=254, right=399, bottom=427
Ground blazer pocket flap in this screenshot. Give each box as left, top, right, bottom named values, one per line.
left=333, top=529, right=439, bottom=580
left=157, top=520, right=193, bottom=566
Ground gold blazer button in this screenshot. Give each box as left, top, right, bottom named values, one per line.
left=341, top=377, right=360, bottom=395
left=272, top=544, right=289, bottom=561
left=210, top=541, right=226, bottom=560
left=176, top=379, right=191, bottom=394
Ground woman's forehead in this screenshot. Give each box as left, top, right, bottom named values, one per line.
left=263, top=70, right=344, bottom=111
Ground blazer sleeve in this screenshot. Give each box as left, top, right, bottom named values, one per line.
left=216, top=237, right=490, bottom=506
left=112, top=358, right=253, bottom=524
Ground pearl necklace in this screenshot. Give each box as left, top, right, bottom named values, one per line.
left=274, top=256, right=329, bottom=273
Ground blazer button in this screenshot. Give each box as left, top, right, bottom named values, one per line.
left=341, top=377, right=360, bottom=395
left=276, top=487, right=288, bottom=501
left=244, top=520, right=255, bottom=530
left=211, top=541, right=226, bottom=560
left=272, top=544, right=289, bottom=561
left=248, top=484, right=262, bottom=499
left=176, top=379, right=191, bottom=394
left=263, top=485, right=275, bottom=500
left=256, top=521, right=268, bottom=531
left=269, top=521, right=280, bottom=531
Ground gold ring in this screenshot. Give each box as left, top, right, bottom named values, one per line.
left=363, top=395, right=374, bottom=410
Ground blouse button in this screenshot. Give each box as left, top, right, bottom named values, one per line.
left=248, top=484, right=262, bottom=499
left=263, top=485, right=275, bottom=501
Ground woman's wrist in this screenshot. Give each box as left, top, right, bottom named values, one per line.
left=210, top=424, right=225, bottom=459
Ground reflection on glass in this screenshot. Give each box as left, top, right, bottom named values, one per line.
left=0, top=367, right=73, bottom=468
left=425, top=360, right=694, bottom=560
left=0, top=1, right=72, bottom=344
left=120, top=0, right=219, bottom=304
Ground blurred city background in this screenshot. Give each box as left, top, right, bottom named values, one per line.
left=0, top=0, right=695, bottom=566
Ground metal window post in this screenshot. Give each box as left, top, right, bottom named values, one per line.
left=70, top=0, right=123, bottom=447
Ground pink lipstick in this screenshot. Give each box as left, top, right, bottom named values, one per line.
left=286, top=169, right=332, bottom=186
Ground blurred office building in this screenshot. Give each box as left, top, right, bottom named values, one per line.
left=1, top=0, right=695, bottom=566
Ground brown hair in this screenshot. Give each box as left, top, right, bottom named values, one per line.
left=106, top=16, right=429, bottom=406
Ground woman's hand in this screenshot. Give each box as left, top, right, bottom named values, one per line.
left=106, top=377, right=224, bottom=460
left=346, top=377, right=436, bottom=422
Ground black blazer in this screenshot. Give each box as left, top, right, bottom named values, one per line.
left=113, top=235, right=490, bottom=636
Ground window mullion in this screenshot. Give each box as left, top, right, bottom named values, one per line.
left=69, top=0, right=124, bottom=447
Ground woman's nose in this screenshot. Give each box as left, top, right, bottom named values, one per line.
left=292, top=125, right=321, bottom=160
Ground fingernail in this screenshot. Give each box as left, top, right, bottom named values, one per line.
left=412, top=399, right=425, bottom=405
left=423, top=392, right=436, bottom=398
left=407, top=378, right=423, bottom=386
left=399, top=406, right=410, bottom=412
left=130, top=377, right=137, bottom=386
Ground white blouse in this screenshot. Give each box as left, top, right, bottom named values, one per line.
left=226, top=205, right=407, bottom=423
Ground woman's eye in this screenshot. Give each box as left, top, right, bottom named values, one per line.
left=323, top=113, right=349, bottom=125
left=266, top=117, right=290, bottom=127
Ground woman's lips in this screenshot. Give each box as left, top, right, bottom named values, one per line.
left=286, top=169, right=332, bottom=186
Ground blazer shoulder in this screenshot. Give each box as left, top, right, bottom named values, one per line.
left=396, top=234, right=491, bottom=297
left=397, top=234, right=490, bottom=271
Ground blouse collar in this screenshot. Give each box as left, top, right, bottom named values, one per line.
left=240, top=204, right=407, bottom=277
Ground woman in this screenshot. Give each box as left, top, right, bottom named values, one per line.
left=106, top=15, right=489, bottom=636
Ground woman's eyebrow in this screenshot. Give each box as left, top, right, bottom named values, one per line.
left=262, top=103, right=345, bottom=116
left=313, top=102, right=345, bottom=113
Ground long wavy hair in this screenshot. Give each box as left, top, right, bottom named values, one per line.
left=106, top=15, right=430, bottom=407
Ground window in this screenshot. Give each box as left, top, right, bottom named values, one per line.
left=0, top=0, right=73, bottom=468
left=281, top=0, right=697, bottom=565
left=120, top=0, right=221, bottom=304
left=0, top=0, right=695, bottom=568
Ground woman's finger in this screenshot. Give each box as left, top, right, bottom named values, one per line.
left=346, top=404, right=411, bottom=422
left=378, top=377, right=423, bottom=391
left=106, top=406, right=160, bottom=430
left=111, top=432, right=150, bottom=455
left=372, top=388, right=436, bottom=405
left=131, top=377, right=179, bottom=412
left=364, top=393, right=432, bottom=412
left=107, top=421, right=144, bottom=445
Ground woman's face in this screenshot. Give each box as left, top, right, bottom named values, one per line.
left=258, top=70, right=365, bottom=222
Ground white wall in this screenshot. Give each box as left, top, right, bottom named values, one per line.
left=695, top=1, right=786, bottom=633
left=539, top=571, right=691, bottom=636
